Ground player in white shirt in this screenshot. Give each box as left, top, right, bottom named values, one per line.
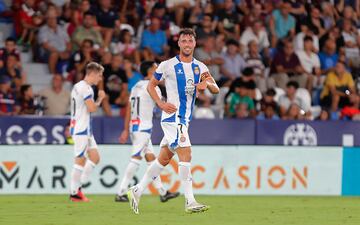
left=127, top=28, right=220, bottom=214
left=69, top=62, right=106, bottom=202
left=114, top=61, right=179, bottom=202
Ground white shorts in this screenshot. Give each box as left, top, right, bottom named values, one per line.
left=130, top=132, right=154, bottom=157
left=72, top=135, right=98, bottom=157
left=160, top=122, right=191, bottom=153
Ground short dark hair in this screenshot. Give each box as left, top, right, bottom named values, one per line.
left=179, top=28, right=196, bottom=39
left=20, top=84, right=31, bottom=96
left=226, top=39, right=239, bottom=47
left=304, top=35, right=313, bottom=42
left=266, top=88, right=276, bottom=96
left=242, top=67, right=254, bottom=76
left=86, top=62, right=104, bottom=74
left=5, top=37, right=16, bottom=43
left=287, top=81, right=299, bottom=89
left=234, top=79, right=247, bottom=89
left=82, top=39, right=94, bottom=47
left=84, top=11, right=95, bottom=17
left=140, top=61, right=155, bottom=77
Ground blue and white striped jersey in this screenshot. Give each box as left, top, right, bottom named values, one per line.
left=154, top=56, right=209, bottom=125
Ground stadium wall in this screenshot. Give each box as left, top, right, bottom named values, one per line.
left=1, top=116, right=360, bottom=146
left=0, top=145, right=359, bottom=196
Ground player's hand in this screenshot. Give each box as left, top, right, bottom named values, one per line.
left=98, top=90, right=106, bottom=101
left=195, top=80, right=208, bottom=92
left=119, top=130, right=129, bottom=144
left=158, top=101, right=177, bottom=114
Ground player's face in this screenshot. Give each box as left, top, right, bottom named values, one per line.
left=90, top=71, right=103, bottom=85
left=178, top=34, right=196, bottom=57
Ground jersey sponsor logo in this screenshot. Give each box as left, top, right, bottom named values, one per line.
left=193, top=66, right=200, bottom=75
left=177, top=69, right=183, bottom=74
left=185, top=79, right=195, bottom=95
left=283, top=123, right=317, bottom=146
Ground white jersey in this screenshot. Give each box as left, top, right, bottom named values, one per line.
left=70, top=80, right=94, bottom=136
left=129, top=80, right=161, bottom=133
left=154, top=56, right=209, bottom=125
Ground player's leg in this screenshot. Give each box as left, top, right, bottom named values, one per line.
left=80, top=136, right=100, bottom=186
left=116, top=132, right=146, bottom=202
left=70, top=136, right=89, bottom=202
left=127, top=145, right=174, bottom=214
left=115, top=155, right=141, bottom=202
left=177, top=146, right=209, bottom=213
left=144, top=152, right=180, bottom=202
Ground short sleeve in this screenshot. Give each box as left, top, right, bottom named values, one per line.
left=154, top=61, right=166, bottom=81
left=199, top=62, right=210, bottom=80
left=81, top=85, right=93, bottom=101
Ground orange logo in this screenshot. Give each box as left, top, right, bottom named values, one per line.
left=2, top=161, right=17, bottom=172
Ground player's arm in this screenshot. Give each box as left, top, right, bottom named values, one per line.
left=197, top=72, right=220, bottom=94
left=147, top=77, right=177, bottom=114
left=85, top=90, right=106, bottom=112
left=119, top=103, right=130, bottom=144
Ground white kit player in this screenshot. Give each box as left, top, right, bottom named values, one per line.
left=127, top=28, right=220, bottom=214
left=69, top=62, right=105, bottom=202
left=115, top=61, right=179, bottom=202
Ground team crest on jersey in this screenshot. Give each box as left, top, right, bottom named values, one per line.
left=193, top=66, right=200, bottom=75
left=185, top=79, right=195, bottom=95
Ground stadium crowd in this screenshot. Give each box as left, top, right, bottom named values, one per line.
left=0, top=0, right=360, bottom=120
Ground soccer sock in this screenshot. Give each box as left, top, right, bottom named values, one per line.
left=135, top=159, right=164, bottom=197
left=70, top=164, right=83, bottom=195
left=117, top=158, right=141, bottom=196
left=148, top=162, right=167, bottom=196
left=179, top=162, right=196, bottom=205
left=80, top=160, right=96, bottom=185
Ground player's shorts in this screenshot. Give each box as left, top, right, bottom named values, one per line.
left=160, top=122, right=191, bottom=153
left=130, top=131, right=154, bottom=157
left=72, top=135, right=98, bottom=157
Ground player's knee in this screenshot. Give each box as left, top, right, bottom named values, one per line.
left=158, top=157, right=170, bottom=166
left=144, top=153, right=155, bottom=162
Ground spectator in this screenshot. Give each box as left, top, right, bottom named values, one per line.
left=321, top=2, right=336, bottom=30
left=319, top=26, right=345, bottom=54
left=296, top=36, right=321, bottom=92
left=151, top=3, right=171, bottom=31
left=341, top=19, right=360, bottom=67
left=140, top=17, right=169, bottom=61
left=69, top=0, right=91, bottom=33
left=194, top=36, right=224, bottom=82
left=38, top=12, right=71, bottom=74
left=0, top=54, right=25, bottom=92
left=19, top=84, right=35, bottom=115
left=216, top=0, right=241, bottom=40
left=166, top=0, right=194, bottom=26
left=293, top=23, right=319, bottom=52
left=39, top=74, right=70, bottom=115
left=0, top=37, right=20, bottom=68
left=91, top=0, right=119, bottom=48
left=305, top=6, right=326, bottom=37
left=269, top=2, right=296, bottom=47
left=259, top=88, right=277, bottom=111
left=244, top=40, right=267, bottom=93
left=67, top=39, right=100, bottom=83
left=15, top=0, right=43, bottom=51
left=269, top=41, right=305, bottom=90
left=124, top=59, right=142, bottom=92
left=0, top=76, right=20, bottom=115
left=320, top=61, right=356, bottom=112
left=256, top=102, right=280, bottom=120
left=241, top=3, right=266, bottom=29
left=225, top=79, right=255, bottom=118
left=284, top=103, right=304, bottom=120
left=240, top=67, right=257, bottom=100
left=112, top=29, right=140, bottom=65
left=220, top=39, right=247, bottom=82
left=101, top=54, right=128, bottom=107
left=278, top=81, right=311, bottom=119
left=195, top=13, right=216, bottom=46
left=316, top=108, right=330, bottom=121
left=72, top=11, right=103, bottom=52
left=239, top=20, right=270, bottom=55
left=318, top=39, right=340, bottom=75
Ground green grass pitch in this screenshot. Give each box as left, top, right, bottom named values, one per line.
left=0, top=195, right=359, bottom=225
